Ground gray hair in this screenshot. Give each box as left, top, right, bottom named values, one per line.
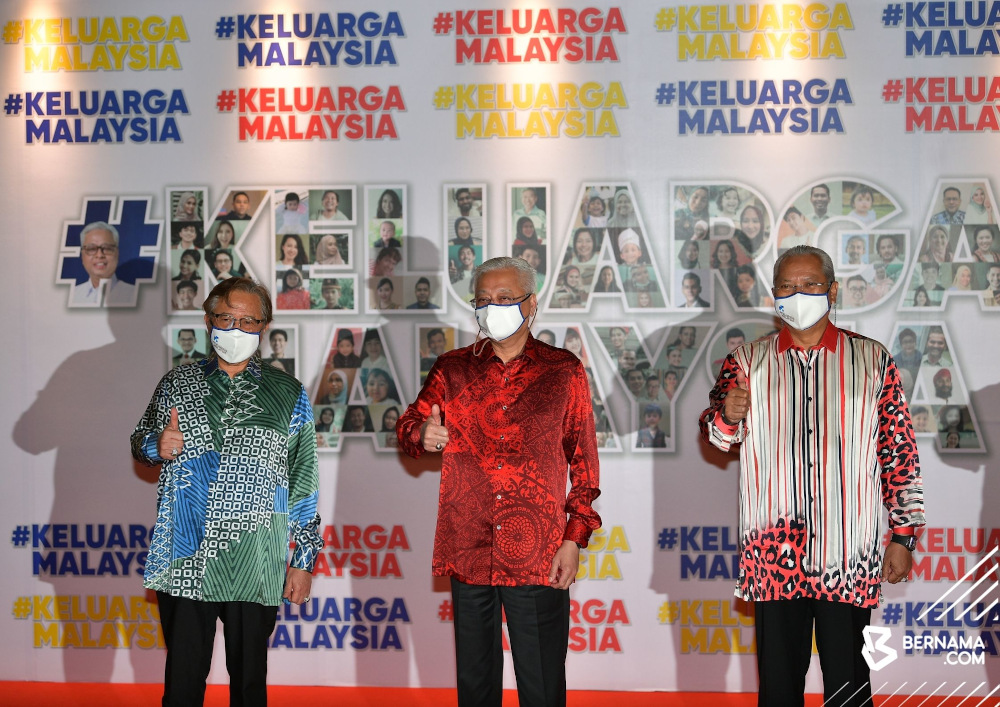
left=471, top=256, right=536, bottom=295
left=773, top=245, right=835, bottom=286
left=81, top=221, right=119, bottom=244
left=203, top=277, right=273, bottom=324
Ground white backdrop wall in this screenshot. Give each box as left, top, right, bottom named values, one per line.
left=1, top=0, right=998, bottom=698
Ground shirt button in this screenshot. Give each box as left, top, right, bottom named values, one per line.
left=497, top=463, right=503, bottom=469
left=807, top=429, right=813, bottom=435
left=496, top=494, right=502, bottom=500
left=500, top=434, right=504, bottom=440
left=496, top=525, right=501, bottom=530
left=505, top=377, right=509, bottom=382
left=502, top=405, right=507, bottom=410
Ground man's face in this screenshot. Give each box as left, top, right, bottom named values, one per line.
left=429, top=332, right=446, bottom=356
left=926, top=333, right=946, bottom=361
left=810, top=187, right=830, bottom=215
left=644, top=410, right=661, bottom=429
left=456, top=190, right=473, bottom=214
left=474, top=268, right=535, bottom=334
left=878, top=238, right=897, bottom=262
left=620, top=350, right=636, bottom=371
left=270, top=333, right=286, bottom=357
left=774, top=254, right=838, bottom=315
left=81, top=229, right=118, bottom=283
left=943, top=188, right=961, bottom=214
left=682, top=278, right=701, bottom=304
left=912, top=410, right=929, bottom=432
left=935, top=372, right=953, bottom=399
left=338, top=338, right=354, bottom=356
left=521, top=189, right=537, bottom=211
left=322, top=286, right=340, bottom=308
left=988, top=267, right=1000, bottom=291
left=205, top=291, right=267, bottom=353
left=632, top=265, right=650, bottom=285
left=646, top=377, right=661, bottom=398
left=846, top=238, right=865, bottom=263
left=177, top=285, right=196, bottom=310
left=847, top=280, right=867, bottom=306
left=214, top=252, right=232, bottom=274
left=727, top=336, right=745, bottom=351
left=626, top=370, right=644, bottom=395
left=519, top=248, right=540, bottom=270
left=922, top=266, right=940, bottom=289
left=900, top=335, right=916, bottom=354
left=323, top=192, right=338, bottom=210
left=177, top=331, right=196, bottom=353
left=415, top=282, right=431, bottom=304
left=680, top=327, right=696, bottom=348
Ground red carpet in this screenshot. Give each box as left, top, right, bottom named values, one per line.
left=1, top=684, right=993, bottom=706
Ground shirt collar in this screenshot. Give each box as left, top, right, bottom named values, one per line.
left=201, top=353, right=263, bottom=380
left=777, top=322, right=840, bottom=353
left=474, top=333, right=539, bottom=366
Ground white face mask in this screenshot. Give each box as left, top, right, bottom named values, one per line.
left=774, top=291, right=830, bottom=331
left=475, top=301, right=527, bottom=342
left=211, top=327, right=260, bottom=364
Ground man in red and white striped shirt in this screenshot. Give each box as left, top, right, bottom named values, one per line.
left=701, top=245, right=925, bottom=707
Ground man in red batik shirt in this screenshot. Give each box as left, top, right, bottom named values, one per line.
left=398, top=256, right=601, bottom=707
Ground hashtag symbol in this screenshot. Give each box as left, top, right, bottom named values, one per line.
left=438, top=599, right=454, bottom=621
left=881, top=4, right=904, bottom=26
left=432, top=12, right=454, bottom=34
left=655, top=83, right=676, bottom=106
left=657, top=601, right=679, bottom=624
left=215, top=16, right=236, bottom=39
left=10, top=525, right=29, bottom=547
left=881, top=79, right=904, bottom=103
left=12, top=597, right=31, bottom=619
left=657, top=527, right=678, bottom=550
left=882, top=603, right=903, bottom=626
left=216, top=90, right=237, bottom=112
left=4, top=93, right=23, bottom=116
left=433, top=86, right=455, bottom=110
left=2, top=20, right=23, bottom=43
left=654, top=7, right=677, bottom=31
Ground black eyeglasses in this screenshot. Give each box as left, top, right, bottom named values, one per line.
left=471, top=293, right=531, bottom=309
left=210, top=312, right=265, bottom=333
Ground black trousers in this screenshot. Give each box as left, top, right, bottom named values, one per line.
left=755, top=599, right=874, bottom=707
left=450, top=578, right=570, bottom=707
left=156, top=592, right=279, bottom=707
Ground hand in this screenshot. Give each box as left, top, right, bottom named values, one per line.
left=882, top=541, right=913, bottom=584
left=420, top=404, right=448, bottom=453
left=548, top=541, right=580, bottom=590
left=157, top=408, right=184, bottom=461
left=283, top=567, right=313, bottom=605
left=723, top=369, right=750, bottom=424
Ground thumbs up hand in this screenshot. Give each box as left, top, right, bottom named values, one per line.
left=421, top=403, right=449, bottom=453
left=723, top=369, right=750, bottom=424
left=158, top=407, right=185, bottom=461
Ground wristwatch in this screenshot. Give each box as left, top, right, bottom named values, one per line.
left=890, top=533, right=917, bottom=551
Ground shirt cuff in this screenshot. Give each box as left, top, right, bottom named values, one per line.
left=563, top=518, right=594, bottom=548
left=141, top=433, right=162, bottom=464
left=890, top=526, right=915, bottom=535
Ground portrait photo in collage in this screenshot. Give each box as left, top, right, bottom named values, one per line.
left=888, top=322, right=983, bottom=452
left=543, top=183, right=667, bottom=312
left=444, top=184, right=487, bottom=305
left=901, top=180, right=1000, bottom=310
left=671, top=182, right=773, bottom=311
left=312, top=325, right=406, bottom=452
left=271, top=186, right=359, bottom=313
left=508, top=183, right=550, bottom=300
left=60, top=196, right=162, bottom=308
left=590, top=321, right=715, bottom=452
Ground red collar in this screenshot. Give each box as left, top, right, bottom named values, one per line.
left=776, top=322, right=840, bottom=353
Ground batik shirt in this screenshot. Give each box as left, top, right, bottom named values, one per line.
left=397, top=336, right=602, bottom=587
left=699, top=325, right=925, bottom=608
left=131, top=355, right=323, bottom=605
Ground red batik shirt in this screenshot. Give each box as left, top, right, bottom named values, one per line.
left=699, top=324, right=925, bottom=608
left=398, top=335, right=602, bottom=587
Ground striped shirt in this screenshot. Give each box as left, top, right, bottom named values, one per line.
left=131, top=355, right=323, bottom=605
left=700, top=325, right=924, bottom=608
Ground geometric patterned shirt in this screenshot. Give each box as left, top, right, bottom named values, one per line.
left=699, top=325, right=925, bottom=608
left=397, top=335, right=601, bottom=587
left=130, top=355, right=323, bottom=605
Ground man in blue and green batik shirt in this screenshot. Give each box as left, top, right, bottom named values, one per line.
left=131, top=277, right=323, bottom=707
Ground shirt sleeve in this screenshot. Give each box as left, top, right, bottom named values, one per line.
left=130, top=374, right=171, bottom=466
left=562, top=361, right=602, bottom=547
left=396, top=357, right=448, bottom=459
left=698, top=353, right=746, bottom=452
left=876, top=356, right=926, bottom=531
left=286, top=386, right=323, bottom=571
